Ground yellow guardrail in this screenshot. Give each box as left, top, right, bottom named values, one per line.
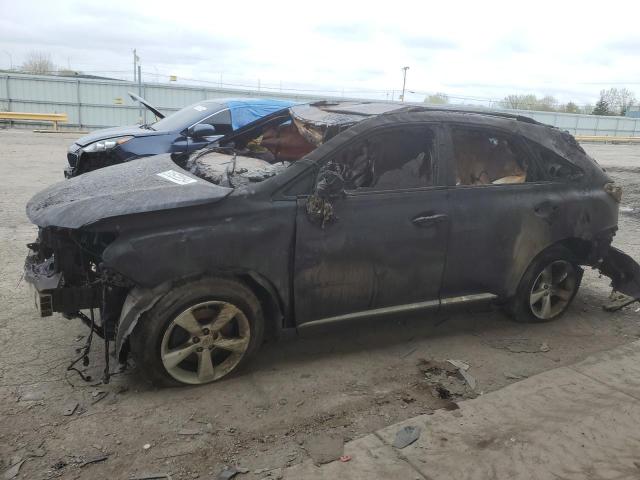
left=0, top=111, right=68, bottom=130
left=576, top=135, right=640, bottom=143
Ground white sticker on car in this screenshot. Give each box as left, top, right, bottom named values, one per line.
left=156, top=170, right=198, bottom=185
left=193, top=105, right=207, bottom=112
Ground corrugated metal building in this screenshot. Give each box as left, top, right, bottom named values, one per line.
left=2, top=72, right=640, bottom=136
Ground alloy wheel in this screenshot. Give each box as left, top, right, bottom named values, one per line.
left=529, top=260, right=577, bottom=320
left=160, top=300, right=250, bottom=384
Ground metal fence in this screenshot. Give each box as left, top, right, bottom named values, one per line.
left=2, top=72, right=640, bottom=136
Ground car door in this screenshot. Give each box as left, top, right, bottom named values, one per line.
left=439, top=123, right=549, bottom=300
left=293, top=124, right=450, bottom=325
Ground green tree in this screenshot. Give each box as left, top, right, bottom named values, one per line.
left=592, top=98, right=612, bottom=116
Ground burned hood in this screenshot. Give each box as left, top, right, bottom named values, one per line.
left=26, top=155, right=232, bottom=229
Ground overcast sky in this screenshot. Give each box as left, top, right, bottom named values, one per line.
left=1, top=0, right=639, bottom=105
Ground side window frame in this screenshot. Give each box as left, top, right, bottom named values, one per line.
left=525, top=140, right=584, bottom=183
left=197, top=108, right=232, bottom=134
left=445, top=123, right=543, bottom=188
left=314, top=122, right=444, bottom=196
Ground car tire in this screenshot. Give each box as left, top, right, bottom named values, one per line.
left=508, top=245, right=583, bottom=323
left=130, top=277, right=264, bottom=387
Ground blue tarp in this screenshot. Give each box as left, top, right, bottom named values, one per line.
left=226, top=99, right=296, bottom=130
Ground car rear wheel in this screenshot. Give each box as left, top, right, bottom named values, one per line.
left=131, top=278, right=264, bottom=387
left=509, top=246, right=582, bottom=323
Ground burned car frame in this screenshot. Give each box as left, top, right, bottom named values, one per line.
left=24, top=101, right=640, bottom=386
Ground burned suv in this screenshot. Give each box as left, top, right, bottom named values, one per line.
left=24, top=101, right=640, bottom=386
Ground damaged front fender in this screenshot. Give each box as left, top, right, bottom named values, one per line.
left=115, top=282, right=172, bottom=362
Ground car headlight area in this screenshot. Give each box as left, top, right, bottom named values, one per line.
left=82, top=135, right=133, bottom=153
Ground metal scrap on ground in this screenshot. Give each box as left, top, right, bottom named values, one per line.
left=392, top=426, right=421, bottom=449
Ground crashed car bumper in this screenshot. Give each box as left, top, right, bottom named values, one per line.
left=597, top=246, right=640, bottom=300
left=24, top=253, right=100, bottom=317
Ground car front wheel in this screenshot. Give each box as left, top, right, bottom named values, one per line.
left=509, top=246, right=583, bottom=323
left=130, top=278, right=264, bottom=386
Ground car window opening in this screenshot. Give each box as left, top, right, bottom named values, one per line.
left=330, top=127, right=435, bottom=191
left=187, top=113, right=321, bottom=187
left=532, top=144, right=583, bottom=180
left=452, top=128, right=529, bottom=186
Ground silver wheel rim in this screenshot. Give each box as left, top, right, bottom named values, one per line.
left=529, top=260, right=577, bottom=320
left=160, top=300, right=250, bottom=385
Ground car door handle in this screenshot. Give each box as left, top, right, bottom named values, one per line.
left=412, top=213, right=448, bottom=227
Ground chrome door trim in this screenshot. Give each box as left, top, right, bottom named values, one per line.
left=300, top=293, right=497, bottom=328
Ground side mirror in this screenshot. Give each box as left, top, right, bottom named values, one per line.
left=189, top=124, right=216, bottom=139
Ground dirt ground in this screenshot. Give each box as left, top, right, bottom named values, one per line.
left=1, top=129, right=639, bottom=480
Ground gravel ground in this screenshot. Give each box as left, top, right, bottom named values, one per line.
left=1, top=129, right=639, bottom=480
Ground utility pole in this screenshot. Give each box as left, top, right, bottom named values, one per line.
left=138, top=65, right=144, bottom=124
left=400, top=66, right=409, bottom=102
left=133, top=49, right=138, bottom=83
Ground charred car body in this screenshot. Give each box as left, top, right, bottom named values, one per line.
left=25, top=101, right=640, bottom=386
left=64, top=95, right=295, bottom=178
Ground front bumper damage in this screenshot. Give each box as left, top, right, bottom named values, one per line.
left=24, top=230, right=129, bottom=341
left=24, top=252, right=99, bottom=317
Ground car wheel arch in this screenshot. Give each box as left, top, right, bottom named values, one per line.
left=506, top=237, right=593, bottom=299
left=116, top=270, right=285, bottom=363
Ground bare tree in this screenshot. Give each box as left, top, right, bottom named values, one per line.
left=21, top=51, right=55, bottom=74
left=599, top=88, right=636, bottom=116
left=424, top=93, right=449, bottom=105
left=501, top=94, right=557, bottom=111
left=560, top=102, right=580, bottom=113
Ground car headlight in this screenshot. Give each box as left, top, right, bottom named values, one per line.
left=82, top=136, right=133, bottom=153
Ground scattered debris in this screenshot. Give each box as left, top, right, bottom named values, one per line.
left=217, top=466, right=245, bottom=480
left=488, top=338, right=550, bottom=354
left=143, top=443, right=152, bottom=450
left=339, top=455, right=352, bottom=462
left=447, top=359, right=470, bottom=371
left=417, top=358, right=476, bottom=400
left=540, top=342, right=551, bottom=353
left=459, top=369, right=477, bottom=390
left=52, top=460, right=67, bottom=470
left=603, top=291, right=638, bottom=312
left=91, top=390, right=108, bottom=404
left=392, top=426, right=421, bottom=449
left=304, top=433, right=344, bottom=465
left=80, top=454, right=109, bottom=467
left=2, top=459, right=25, bottom=480
left=62, top=401, right=79, bottom=416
